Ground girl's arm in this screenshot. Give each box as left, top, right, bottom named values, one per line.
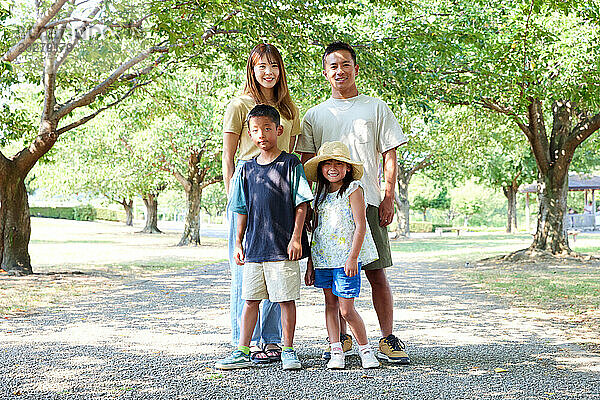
left=304, top=256, right=315, bottom=286
left=346, top=186, right=367, bottom=277
left=222, top=132, right=240, bottom=195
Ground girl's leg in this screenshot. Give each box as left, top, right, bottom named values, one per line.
left=323, top=289, right=341, bottom=344
left=278, top=300, right=296, bottom=347
left=239, top=300, right=261, bottom=347
left=338, top=297, right=368, bottom=346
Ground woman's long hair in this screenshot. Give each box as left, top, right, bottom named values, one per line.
left=312, top=160, right=354, bottom=229
left=244, top=43, right=295, bottom=121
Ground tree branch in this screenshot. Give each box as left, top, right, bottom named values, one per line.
left=199, top=175, right=223, bottom=190
left=56, top=81, right=151, bottom=135
left=53, top=44, right=169, bottom=121
left=567, top=111, right=600, bottom=150
left=409, top=155, right=433, bottom=177
left=2, top=0, right=70, bottom=62
left=54, top=5, right=102, bottom=70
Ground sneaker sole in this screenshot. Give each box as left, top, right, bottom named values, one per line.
left=376, top=351, right=410, bottom=365
left=282, top=362, right=302, bottom=370
left=215, top=361, right=253, bottom=370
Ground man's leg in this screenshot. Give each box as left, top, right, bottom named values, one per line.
left=364, top=268, right=393, bottom=337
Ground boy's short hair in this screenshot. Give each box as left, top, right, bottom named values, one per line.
left=246, top=104, right=281, bottom=127
left=322, top=41, right=357, bottom=68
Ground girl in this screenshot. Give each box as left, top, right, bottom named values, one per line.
left=222, top=43, right=301, bottom=363
left=304, top=141, right=380, bottom=369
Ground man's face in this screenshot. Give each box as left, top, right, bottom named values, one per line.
left=323, top=50, right=359, bottom=94
left=248, top=116, right=282, bottom=151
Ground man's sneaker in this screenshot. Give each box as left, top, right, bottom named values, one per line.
left=327, top=351, right=345, bottom=369
left=378, top=334, right=410, bottom=365
left=281, top=349, right=302, bottom=370
left=215, top=350, right=252, bottom=370
left=359, top=348, right=380, bottom=369
left=322, top=333, right=353, bottom=360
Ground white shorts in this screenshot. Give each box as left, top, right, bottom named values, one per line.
left=242, top=260, right=300, bottom=302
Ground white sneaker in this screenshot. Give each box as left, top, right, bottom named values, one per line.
left=359, top=348, right=380, bottom=369
left=327, top=351, right=345, bottom=369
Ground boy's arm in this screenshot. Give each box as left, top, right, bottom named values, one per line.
left=234, top=213, right=248, bottom=265
left=287, top=202, right=307, bottom=261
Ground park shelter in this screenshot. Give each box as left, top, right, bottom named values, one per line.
left=519, top=174, right=600, bottom=231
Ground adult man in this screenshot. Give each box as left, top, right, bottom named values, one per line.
left=296, top=41, right=410, bottom=364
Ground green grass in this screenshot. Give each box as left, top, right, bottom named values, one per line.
left=462, top=269, right=600, bottom=312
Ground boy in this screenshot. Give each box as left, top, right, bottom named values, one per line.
left=216, top=104, right=313, bottom=370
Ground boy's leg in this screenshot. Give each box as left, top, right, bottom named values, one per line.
left=240, top=300, right=261, bottom=347
left=278, top=300, right=296, bottom=347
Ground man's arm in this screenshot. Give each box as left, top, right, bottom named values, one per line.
left=234, top=213, right=248, bottom=265
left=379, top=147, right=398, bottom=227
left=222, top=132, right=239, bottom=195
left=287, top=202, right=307, bottom=260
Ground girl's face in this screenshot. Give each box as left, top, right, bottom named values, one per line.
left=253, top=55, right=280, bottom=90
left=321, top=160, right=350, bottom=184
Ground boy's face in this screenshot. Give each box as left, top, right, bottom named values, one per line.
left=248, top=116, right=283, bottom=151
left=323, top=50, right=359, bottom=93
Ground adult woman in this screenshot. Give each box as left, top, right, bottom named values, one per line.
left=222, top=43, right=300, bottom=363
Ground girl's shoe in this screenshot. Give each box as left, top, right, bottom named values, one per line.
left=327, top=351, right=345, bottom=369
left=281, top=349, right=302, bottom=370
left=359, top=348, right=380, bottom=369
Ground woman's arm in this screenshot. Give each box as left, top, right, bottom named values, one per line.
left=222, top=132, right=240, bottom=195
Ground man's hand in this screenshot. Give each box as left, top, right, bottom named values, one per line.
left=305, top=258, right=315, bottom=286
left=287, top=237, right=302, bottom=261
left=379, top=195, right=394, bottom=227
left=234, top=244, right=245, bottom=265
left=344, top=257, right=359, bottom=277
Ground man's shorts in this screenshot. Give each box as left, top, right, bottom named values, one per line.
left=314, top=263, right=362, bottom=299
left=363, top=205, right=393, bottom=271
left=242, top=260, right=300, bottom=302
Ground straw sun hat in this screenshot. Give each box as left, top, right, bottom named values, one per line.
left=304, top=141, right=363, bottom=182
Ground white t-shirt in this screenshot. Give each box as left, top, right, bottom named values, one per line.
left=311, top=181, right=378, bottom=269
left=296, top=94, right=407, bottom=207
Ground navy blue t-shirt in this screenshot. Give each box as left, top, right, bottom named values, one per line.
left=230, top=152, right=313, bottom=263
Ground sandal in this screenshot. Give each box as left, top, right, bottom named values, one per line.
left=250, top=345, right=270, bottom=364
left=263, top=344, right=282, bottom=362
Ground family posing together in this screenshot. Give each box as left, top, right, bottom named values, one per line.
left=218, top=41, right=408, bottom=371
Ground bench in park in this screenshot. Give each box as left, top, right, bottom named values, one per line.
left=568, top=230, right=580, bottom=242
left=435, top=227, right=463, bottom=236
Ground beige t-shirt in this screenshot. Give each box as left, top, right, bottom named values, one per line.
left=222, top=94, right=301, bottom=161
left=296, top=94, right=407, bottom=207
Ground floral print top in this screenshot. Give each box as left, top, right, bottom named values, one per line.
left=311, top=181, right=378, bottom=269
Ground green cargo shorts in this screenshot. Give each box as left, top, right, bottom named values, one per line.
left=363, top=205, right=393, bottom=271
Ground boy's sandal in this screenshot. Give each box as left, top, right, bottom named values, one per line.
left=250, top=346, right=270, bottom=364
left=263, top=344, right=282, bottom=362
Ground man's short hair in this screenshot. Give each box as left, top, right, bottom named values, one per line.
left=247, top=104, right=281, bottom=127
left=322, top=41, right=357, bottom=68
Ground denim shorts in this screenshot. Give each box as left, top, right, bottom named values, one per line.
left=314, top=263, right=362, bottom=298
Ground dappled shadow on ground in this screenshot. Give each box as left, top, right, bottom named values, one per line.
left=1, top=261, right=599, bottom=399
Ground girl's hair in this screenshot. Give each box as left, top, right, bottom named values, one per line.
left=244, top=43, right=295, bottom=121
left=312, top=160, right=354, bottom=228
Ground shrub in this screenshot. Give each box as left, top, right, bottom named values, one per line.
left=73, top=205, right=96, bottom=221
left=95, top=208, right=126, bottom=222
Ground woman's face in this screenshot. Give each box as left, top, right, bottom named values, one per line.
left=253, top=55, right=280, bottom=90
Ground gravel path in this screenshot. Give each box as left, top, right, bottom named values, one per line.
left=1, top=260, right=599, bottom=400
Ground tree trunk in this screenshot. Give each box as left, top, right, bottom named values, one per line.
left=394, top=168, right=410, bottom=238
left=0, top=165, right=33, bottom=275
left=178, top=184, right=203, bottom=246
left=140, top=194, right=161, bottom=234
left=503, top=185, right=518, bottom=233
left=122, top=199, right=133, bottom=226
left=530, top=173, right=571, bottom=254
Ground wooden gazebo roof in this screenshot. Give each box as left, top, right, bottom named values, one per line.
left=519, top=174, right=600, bottom=193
